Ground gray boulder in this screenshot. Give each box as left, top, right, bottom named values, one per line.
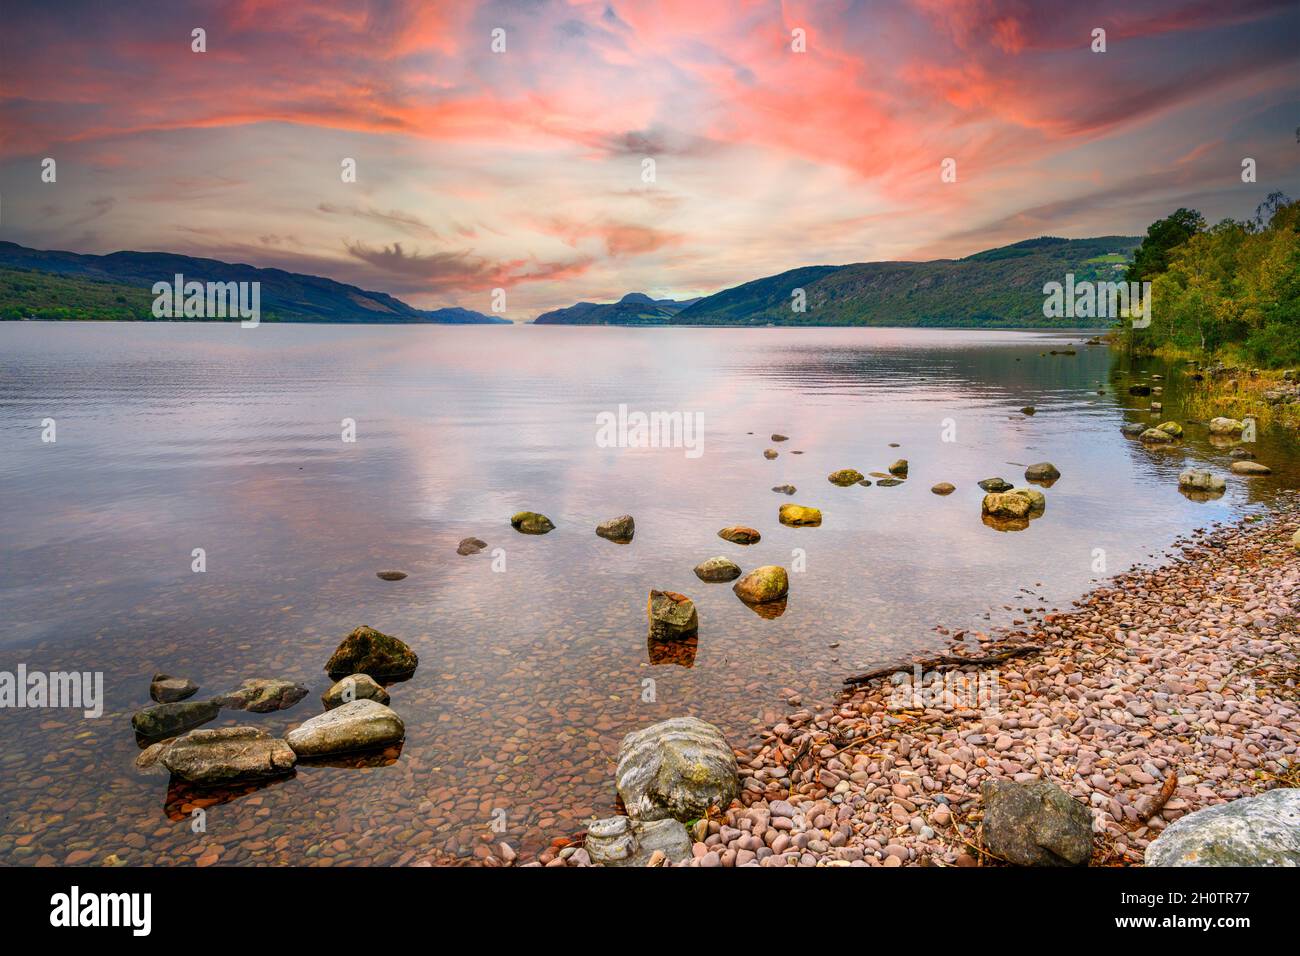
left=159, top=727, right=296, bottom=786
left=616, top=716, right=738, bottom=822
left=584, top=816, right=693, bottom=867
left=981, top=779, right=1093, bottom=866
left=596, top=515, right=635, bottom=543
left=1178, top=468, right=1226, bottom=493
left=150, top=673, right=198, bottom=703
left=1145, top=789, right=1300, bottom=866
left=131, top=699, right=220, bottom=739
left=693, top=556, right=741, bottom=583
left=217, top=678, right=309, bottom=713
left=286, top=699, right=405, bottom=757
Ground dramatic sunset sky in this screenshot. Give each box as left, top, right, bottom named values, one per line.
left=2, top=0, right=1298, bottom=319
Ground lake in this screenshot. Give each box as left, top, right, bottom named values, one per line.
left=0, top=323, right=1295, bottom=865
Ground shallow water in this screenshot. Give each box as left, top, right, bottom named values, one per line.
left=0, top=323, right=1295, bottom=865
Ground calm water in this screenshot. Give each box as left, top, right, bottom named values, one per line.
left=0, top=323, right=1296, bottom=865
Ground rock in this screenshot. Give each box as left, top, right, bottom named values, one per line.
left=647, top=590, right=698, bottom=640
left=321, top=673, right=390, bottom=710
left=1121, top=423, right=1146, bottom=437
left=1229, top=447, right=1255, bottom=459
left=131, top=700, right=221, bottom=739
left=778, top=504, right=822, bottom=527
left=763, top=449, right=779, bottom=459
left=510, top=511, right=555, bottom=534
left=876, top=478, right=904, bottom=486
left=1155, top=421, right=1183, bottom=438
left=978, top=477, right=1013, bottom=492
left=159, top=727, right=296, bottom=785
left=1139, top=427, right=1176, bottom=444
left=1208, top=417, right=1245, bottom=435
left=1150, top=402, right=1163, bottom=412
left=1293, top=529, right=1300, bottom=552
left=857, top=478, right=873, bottom=486
left=615, top=716, right=739, bottom=822
left=1230, top=460, right=1271, bottom=475
left=770, top=434, right=788, bottom=442
left=325, top=625, right=418, bottom=679
left=827, top=469, right=865, bottom=486
left=1178, top=469, right=1226, bottom=493
left=1020, top=406, right=1036, bottom=415
left=732, top=565, right=789, bottom=604
left=376, top=570, right=407, bottom=581
left=1024, top=462, right=1060, bottom=482
left=1010, top=487, right=1046, bottom=516
left=134, top=741, right=171, bottom=776
left=150, top=673, right=198, bottom=703
left=286, top=699, right=405, bottom=757
left=717, top=526, right=760, bottom=545
left=595, top=515, right=635, bottom=543
left=693, top=556, right=742, bottom=583
left=982, top=492, right=1032, bottom=520
left=1128, top=384, right=1151, bottom=396
left=931, top=483, right=956, bottom=495
left=456, top=537, right=487, bottom=555
left=771, top=484, right=797, bottom=495
left=980, top=779, right=1092, bottom=866
left=584, top=816, right=693, bottom=867
left=888, top=459, right=908, bottom=477
left=1145, top=789, right=1300, bottom=866
left=216, top=678, right=309, bottom=713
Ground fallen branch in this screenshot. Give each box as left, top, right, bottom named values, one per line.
left=1138, top=770, right=1179, bottom=824
left=843, top=645, right=1043, bottom=687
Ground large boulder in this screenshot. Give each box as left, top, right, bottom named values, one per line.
left=693, top=557, right=741, bottom=583
left=717, top=525, right=760, bottom=544
left=325, top=626, right=418, bottom=679
left=511, top=511, right=555, bottom=534
left=216, top=678, right=309, bottom=713
left=732, top=566, right=789, bottom=604
left=981, top=779, right=1093, bottom=866
left=982, top=492, right=1032, bottom=520
left=131, top=699, right=220, bottom=739
left=1144, top=789, right=1300, bottom=866
left=584, top=816, right=693, bottom=867
left=321, top=673, right=390, bottom=710
left=827, top=469, right=865, bottom=486
left=286, top=699, right=405, bottom=757
left=1208, top=417, right=1244, bottom=435
left=596, top=515, right=635, bottom=542
left=1024, top=462, right=1059, bottom=482
left=647, top=590, right=698, bottom=640
left=150, top=673, right=198, bottom=703
left=1178, top=469, right=1226, bottom=493
left=616, top=716, right=739, bottom=822
left=159, top=727, right=296, bottom=786
left=778, top=504, right=822, bottom=527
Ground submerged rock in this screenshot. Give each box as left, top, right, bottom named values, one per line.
left=1155, top=421, right=1184, bottom=438
left=322, top=673, right=390, bottom=710
left=1145, top=789, right=1300, bottom=866
left=1020, top=406, right=1036, bottom=415
left=217, top=678, right=309, bottom=713
left=325, top=625, right=418, bottom=679
left=1231, top=460, right=1271, bottom=475
left=615, top=716, right=739, bottom=822
left=732, top=565, right=789, bottom=604
left=827, top=469, right=865, bottom=486
left=1139, top=427, right=1176, bottom=444
left=1229, top=447, right=1255, bottom=459
left=1121, top=423, right=1146, bottom=437
left=647, top=590, right=698, bottom=640
left=159, top=727, right=296, bottom=786
left=511, top=511, right=555, bottom=534
left=931, top=482, right=956, bottom=495
left=584, top=816, right=693, bottom=867
left=1208, top=416, right=1245, bottom=435
left=150, top=673, right=198, bottom=703
left=1024, top=462, right=1060, bottom=482
left=1128, top=384, right=1151, bottom=396
left=376, top=570, right=408, bottom=581
left=1178, top=469, right=1226, bottom=493
left=875, top=478, right=903, bottom=487
left=131, top=700, right=221, bottom=739
left=981, top=779, right=1092, bottom=866
left=286, top=699, right=405, bottom=757
left=770, top=433, right=788, bottom=442
left=763, top=448, right=779, bottom=459
left=978, top=477, right=1013, bottom=492
left=778, top=503, right=822, bottom=527
left=771, top=484, right=797, bottom=495
left=456, top=537, right=488, bottom=555
left=595, top=515, right=635, bottom=543
left=717, top=526, right=760, bottom=545
left=693, top=557, right=741, bottom=583
left=888, top=459, right=908, bottom=477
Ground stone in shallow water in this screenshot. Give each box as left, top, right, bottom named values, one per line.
left=771, top=484, right=796, bottom=495
left=982, top=492, right=1031, bottom=520
left=693, top=556, right=741, bottom=583
left=132, top=699, right=221, bottom=739
left=616, top=716, right=739, bottom=822
left=1145, top=789, right=1300, bottom=866
left=325, top=625, right=418, bottom=679
left=595, top=515, right=635, bottom=542
left=1208, top=416, right=1244, bottom=435
left=732, top=565, right=789, bottom=604
left=778, top=504, right=821, bottom=527
left=717, top=525, right=760, bottom=544
left=980, top=779, right=1092, bottom=866
left=647, top=590, right=698, bottom=640
left=150, top=673, right=198, bottom=703
left=978, top=477, right=1013, bottom=492
left=457, top=536, right=488, bottom=555
left=931, top=482, right=956, bottom=495
left=875, top=477, right=903, bottom=487
left=286, top=699, right=406, bottom=757
left=584, top=816, right=693, bottom=867
left=770, top=433, right=788, bottom=442
left=763, top=448, right=778, bottom=459
left=510, top=511, right=555, bottom=534
left=376, top=570, right=408, bottom=581
left=1009, top=487, right=1046, bottom=517
left=322, top=673, right=390, bottom=710
left=217, top=678, right=309, bottom=713
left=159, top=727, right=296, bottom=786
left=827, top=469, right=865, bottom=486
left=1024, top=462, right=1060, bottom=481
left=1178, top=468, right=1226, bottom=493
left=1230, top=460, right=1271, bottom=475
left=888, top=459, right=908, bottom=477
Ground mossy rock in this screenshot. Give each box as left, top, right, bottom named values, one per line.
left=325, top=626, right=419, bottom=679
left=732, top=565, right=789, bottom=604
left=510, top=511, right=555, bottom=534
left=778, top=504, right=822, bottom=527
left=827, top=469, right=865, bottom=486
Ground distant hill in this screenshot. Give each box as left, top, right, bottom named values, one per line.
left=671, top=236, right=1141, bottom=327
left=0, top=242, right=508, bottom=324
left=533, top=292, right=702, bottom=325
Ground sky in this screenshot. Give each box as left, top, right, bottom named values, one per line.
left=1, top=0, right=1298, bottom=321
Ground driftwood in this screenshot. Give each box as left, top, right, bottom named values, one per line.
left=843, top=645, right=1043, bottom=687
left=1138, top=770, right=1179, bottom=823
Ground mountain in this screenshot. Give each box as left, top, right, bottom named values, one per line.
left=532, top=292, right=702, bottom=325
left=0, top=242, right=508, bottom=324
left=671, top=236, right=1141, bottom=327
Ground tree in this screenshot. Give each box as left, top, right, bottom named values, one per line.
left=1126, top=208, right=1206, bottom=283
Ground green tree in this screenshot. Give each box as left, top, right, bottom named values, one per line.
left=1126, top=208, right=1206, bottom=283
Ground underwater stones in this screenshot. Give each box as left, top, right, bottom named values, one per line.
left=584, top=816, right=693, bottom=867
left=778, top=503, right=822, bottom=527
left=131, top=699, right=221, bottom=740
left=376, top=570, right=408, bottom=581
left=1208, top=417, right=1245, bottom=435
left=1231, top=460, right=1271, bottom=475
left=456, top=537, right=488, bottom=555
left=1020, top=406, right=1036, bottom=415
left=647, top=590, right=698, bottom=641
left=888, top=459, right=908, bottom=477
left=732, top=565, right=789, bottom=605
left=322, top=673, right=390, bottom=710
left=1024, top=462, right=1060, bottom=482
left=978, top=477, right=1013, bottom=493
left=150, top=673, right=197, bottom=703
left=1229, top=447, right=1255, bottom=459
left=159, top=727, right=296, bottom=786
left=771, top=484, right=797, bottom=495
left=763, top=449, right=779, bottom=459
left=595, top=515, right=635, bottom=543
left=717, top=526, right=760, bottom=545
left=216, top=678, right=309, bottom=713
left=828, top=469, right=865, bottom=486
left=325, top=626, right=418, bottom=679
left=875, top=478, right=903, bottom=487
left=931, top=483, right=956, bottom=495
left=693, top=557, right=741, bottom=583
left=615, top=716, right=739, bottom=822
left=1145, top=789, right=1300, bottom=867
left=770, top=433, right=788, bottom=442
left=1178, top=469, right=1226, bottom=493
left=286, top=699, right=405, bottom=758
left=510, top=511, right=555, bottom=534
left=981, top=779, right=1093, bottom=867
